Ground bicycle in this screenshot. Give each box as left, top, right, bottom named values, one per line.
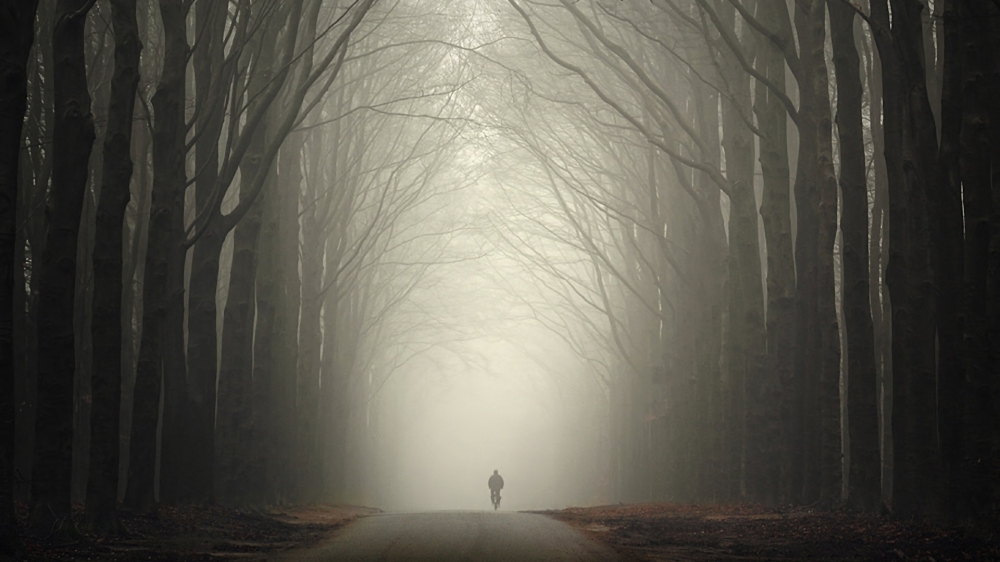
left=490, top=489, right=502, bottom=510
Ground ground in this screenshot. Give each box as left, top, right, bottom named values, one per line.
left=275, top=511, right=621, bottom=561
left=11, top=502, right=378, bottom=561
left=10, top=502, right=1000, bottom=560
left=539, top=503, right=1000, bottom=561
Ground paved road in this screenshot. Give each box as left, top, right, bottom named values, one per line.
left=275, top=511, right=623, bottom=562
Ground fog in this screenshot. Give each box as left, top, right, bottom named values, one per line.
left=350, top=171, right=610, bottom=511
left=9, top=0, right=994, bottom=548
left=383, top=335, right=603, bottom=511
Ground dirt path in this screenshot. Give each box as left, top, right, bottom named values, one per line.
left=15, top=502, right=998, bottom=561
left=273, top=511, right=622, bottom=562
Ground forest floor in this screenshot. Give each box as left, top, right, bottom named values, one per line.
left=12, top=502, right=379, bottom=561
left=539, top=502, right=1000, bottom=561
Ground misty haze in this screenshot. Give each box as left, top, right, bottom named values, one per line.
left=1, top=0, right=999, bottom=560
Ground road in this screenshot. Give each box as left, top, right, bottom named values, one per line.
left=274, top=511, right=623, bottom=562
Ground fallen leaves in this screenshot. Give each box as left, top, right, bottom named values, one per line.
left=13, top=502, right=379, bottom=561
left=536, top=503, right=1000, bottom=561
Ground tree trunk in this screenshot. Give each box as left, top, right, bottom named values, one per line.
left=215, top=190, right=263, bottom=507
left=865, top=38, right=893, bottom=505
left=253, top=163, right=283, bottom=502
left=752, top=0, right=795, bottom=505
left=153, top=0, right=190, bottom=507
left=829, top=0, right=880, bottom=511
left=987, top=6, right=1000, bottom=520
left=118, top=115, right=151, bottom=502
left=715, top=3, right=767, bottom=504
left=184, top=0, right=227, bottom=505
left=297, top=182, right=324, bottom=502
left=216, top=7, right=280, bottom=504
left=279, top=138, right=302, bottom=501
left=690, top=85, right=726, bottom=502
left=933, top=0, right=965, bottom=519
left=15, top=2, right=53, bottom=506
left=85, top=0, right=140, bottom=534
left=261, top=136, right=303, bottom=503
left=29, top=0, right=97, bottom=538
left=124, top=0, right=189, bottom=512
left=871, top=0, right=942, bottom=518
left=72, top=10, right=113, bottom=506
left=791, top=0, right=841, bottom=505
left=320, top=232, right=348, bottom=500
left=959, top=0, right=996, bottom=519
left=0, top=0, right=41, bottom=553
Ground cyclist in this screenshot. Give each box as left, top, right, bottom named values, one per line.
left=488, top=469, right=504, bottom=510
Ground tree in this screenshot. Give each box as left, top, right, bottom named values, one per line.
left=869, top=0, right=942, bottom=518
left=957, top=0, right=999, bottom=520
left=125, top=0, right=188, bottom=511
left=30, top=0, right=97, bottom=538
left=828, top=0, right=879, bottom=511
left=85, top=0, right=141, bottom=534
left=0, top=0, right=41, bottom=554
left=751, top=0, right=795, bottom=505
left=186, top=0, right=375, bottom=504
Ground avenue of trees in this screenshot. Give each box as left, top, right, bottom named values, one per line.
left=472, top=0, right=998, bottom=522
left=1, top=0, right=999, bottom=555
left=0, top=0, right=479, bottom=551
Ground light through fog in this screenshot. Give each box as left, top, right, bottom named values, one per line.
left=385, top=334, right=602, bottom=512
left=357, top=171, right=610, bottom=512
left=10, top=0, right=995, bottom=551
left=320, top=0, right=621, bottom=511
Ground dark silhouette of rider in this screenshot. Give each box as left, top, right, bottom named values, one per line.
left=488, top=469, right=504, bottom=505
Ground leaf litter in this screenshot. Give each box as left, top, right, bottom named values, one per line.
left=536, top=502, right=1000, bottom=561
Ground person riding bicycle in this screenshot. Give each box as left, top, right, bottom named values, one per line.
left=488, top=470, right=504, bottom=508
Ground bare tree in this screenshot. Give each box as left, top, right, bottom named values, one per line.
left=29, top=0, right=98, bottom=539
left=85, top=0, right=141, bottom=534
left=828, top=0, right=879, bottom=511
left=0, top=0, right=41, bottom=554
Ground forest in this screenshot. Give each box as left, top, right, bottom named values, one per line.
left=0, top=0, right=998, bottom=558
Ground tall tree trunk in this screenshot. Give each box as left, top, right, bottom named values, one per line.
left=933, top=0, right=965, bottom=519
left=0, top=0, right=41, bottom=553
left=124, top=0, right=189, bottom=511
left=252, top=0, right=321, bottom=500
left=85, top=0, right=141, bottom=534
left=715, top=3, right=767, bottom=504
left=279, top=139, right=302, bottom=500
left=829, top=0, right=880, bottom=511
left=15, top=2, right=53, bottom=505
left=216, top=6, right=281, bottom=504
left=871, top=0, right=941, bottom=518
left=215, top=189, right=263, bottom=507
left=320, top=231, right=347, bottom=500
left=690, top=85, right=726, bottom=502
left=253, top=163, right=283, bottom=502
left=792, top=0, right=841, bottom=505
left=959, top=0, right=996, bottom=519
left=118, top=116, right=151, bottom=502
left=791, top=35, right=821, bottom=507
left=752, top=0, right=795, bottom=505
left=986, top=5, right=1000, bottom=519
left=154, top=0, right=190, bottom=506
left=264, top=136, right=303, bottom=503
left=296, top=174, right=324, bottom=502
left=866, top=38, right=893, bottom=505
left=184, top=0, right=227, bottom=505
left=72, top=11, right=114, bottom=506
left=773, top=0, right=817, bottom=503
left=29, top=0, right=97, bottom=538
